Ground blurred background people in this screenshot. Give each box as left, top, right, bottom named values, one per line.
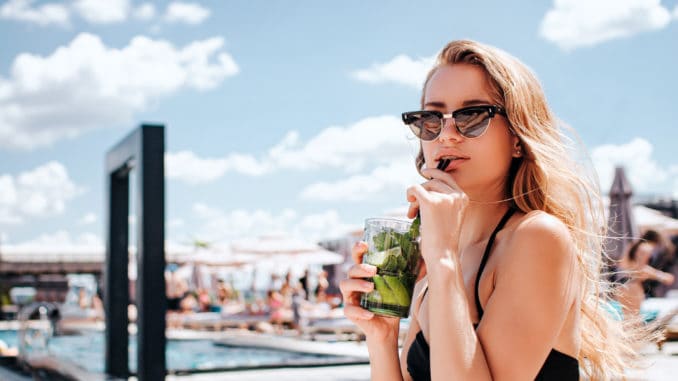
left=641, top=229, right=677, bottom=297
left=616, top=240, right=675, bottom=319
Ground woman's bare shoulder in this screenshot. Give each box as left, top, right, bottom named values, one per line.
left=513, top=210, right=571, bottom=239
left=502, top=210, right=576, bottom=267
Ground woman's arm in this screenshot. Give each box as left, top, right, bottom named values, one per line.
left=368, top=277, right=428, bottom=381
left=427, top=212, right=579, bottom=380
left=641, top=265, right=675, bottom=285
left=340, top=241, right=407, bottom=381
left=398, top=277, right=430, bottom=381
left=366, top=327, right=403, bottom=381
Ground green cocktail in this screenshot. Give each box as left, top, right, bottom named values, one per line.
left=360, top=216, right=422, bottom=318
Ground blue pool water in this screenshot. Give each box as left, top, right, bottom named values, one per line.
left=0, top=330, right=17, bottom=348
left=0, top=330, right=362, bottom=373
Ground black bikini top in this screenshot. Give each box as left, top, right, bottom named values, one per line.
left=405, top=208, right=579, bottom=380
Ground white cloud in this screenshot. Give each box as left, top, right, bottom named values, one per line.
left=301, top=159, right=421, bottom=201
left=540, top=0, right=674, bottom=50
left=191, top=203, right=298, bottom=242
left=165, top=115, right=416, bottom=184
left=1, top=0, right=206, bottom=26
left=293, top=210, right=357, bottom=241
left=189, top=203, right=354, bottom=242
left=168, top=217, right=185, bottom=229
left=351, top=54, right=435, bottom=88
left=78, top=212, right=97, bottom=225
left=166, top=151, right=267, bottom=184
left=0, top=0, right=70, bottom=26
left=591, top=138, right=674, bottom=196
left=13, top=230, right=102, bottom=246
left=0, top=161, right=82, bottom=225
left=0, top=33, right=239, bottom=150
left=133, top=2, right=155, bottom=21
left=164, top=1, right=210, bottom=25
left=72, top=0, right=129, bottom=24
left=270, top=116, right=413, bottom=171
left=0, top=175, right=20, bottom=224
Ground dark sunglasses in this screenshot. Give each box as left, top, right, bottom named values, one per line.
left=402, top=105, right=507, bottom=140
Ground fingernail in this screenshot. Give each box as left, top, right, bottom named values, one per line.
left=362, top=311, right=374, bottom=319
left=362, top=264, right=377, bottom=274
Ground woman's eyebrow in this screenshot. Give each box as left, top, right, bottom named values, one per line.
left=461, top=99, right=493, bottom=107
left=424, top=99, right=494, bottom=109
left=423, top=101, right=446, bottom=108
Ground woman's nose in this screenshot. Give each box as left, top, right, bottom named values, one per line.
left=437, top=118, right=463, bottom=143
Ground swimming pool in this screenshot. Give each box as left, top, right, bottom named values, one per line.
left=0, top=330, right=18, bottom=348
left=0, top=330, right=365, bottom=374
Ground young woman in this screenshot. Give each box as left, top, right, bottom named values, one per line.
left=616, top=240, right=675, bottom=318
left=340, top=40, right=637, bottom=380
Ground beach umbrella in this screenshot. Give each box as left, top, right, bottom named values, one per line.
left=230, top=233, right=344, bottom=266
left=605, top=166, right=639, bottom=260
left=166, top=242, right=258, bottom=267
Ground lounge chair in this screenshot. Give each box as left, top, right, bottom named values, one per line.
left=302, top=316, right=365, bottom=342
left=177, top=311, right=270, bottom=331
left=640, top=297, right=678, bottom=350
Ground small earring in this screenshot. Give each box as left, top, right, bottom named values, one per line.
left=514, top=147, right=522, bottom=157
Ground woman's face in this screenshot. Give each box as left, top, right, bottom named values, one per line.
left=634, top=242, right=654, bottom=265
left=421, top=64, right=518, bottom=199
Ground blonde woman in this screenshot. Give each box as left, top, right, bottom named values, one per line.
left=340, top=40, right=637, bottom=380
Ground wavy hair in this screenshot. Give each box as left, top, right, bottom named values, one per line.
left=414, top=40, right=641, bottom=379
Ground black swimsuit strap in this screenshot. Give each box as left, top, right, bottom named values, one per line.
left=474, top=207, right=516, bottom=320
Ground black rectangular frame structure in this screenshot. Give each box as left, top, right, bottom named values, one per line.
left=104, top=125, right=166, bottom=380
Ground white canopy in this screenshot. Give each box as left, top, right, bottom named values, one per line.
left=633, top=205, right=678, bottom=235
left=0, top=243, right=104, bottom=263
left=230, top=233, right=344, bottom=266
left=0, top=241, right=256, bottom=266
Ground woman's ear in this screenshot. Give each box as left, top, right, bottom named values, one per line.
left=512, top=137, right=523, bottom=158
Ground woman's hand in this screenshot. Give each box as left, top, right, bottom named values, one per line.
left=340, top=241, right=401, bottom=342
left=406, top=167, right=468, bottom=263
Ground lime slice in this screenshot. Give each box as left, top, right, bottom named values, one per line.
left=364, top=247, right=402, bottom=268
left=382, top=275, right=411, bottom=307
left=372, top=275, right=397, bottom=305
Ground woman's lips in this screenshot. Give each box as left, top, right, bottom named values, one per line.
left=443, top=158, right=468, bottom=170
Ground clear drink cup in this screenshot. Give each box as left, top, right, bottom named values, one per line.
left=359, top=217, right=421, bottom=318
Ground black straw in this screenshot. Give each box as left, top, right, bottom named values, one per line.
left=437, top=159, right=451, bottom=171
left=416, top=159, right=450, bottom=219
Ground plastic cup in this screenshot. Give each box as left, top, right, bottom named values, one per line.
left=359, top=218, right=421, bottom=318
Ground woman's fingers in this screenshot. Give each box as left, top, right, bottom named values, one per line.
left=407, top=177, right=466, bottom=210
left=339, top=278, right=375, bottom=319
left=421, top=168, right=463, bottom=192
left=351, top=241, right=368, bottom=264
left=339, top=277, right=374, bottom=296
left=407, top=203, right=419, bottom=219
left=344, top=304, right=374, bottom=320
left=347, top=263, right=377, bottom=279
left=406, top=183, right=428, bottom=205
left=421, top=179, right=457, bottom=194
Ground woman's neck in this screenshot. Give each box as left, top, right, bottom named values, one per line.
left=459, top=201, right=511, bottom=248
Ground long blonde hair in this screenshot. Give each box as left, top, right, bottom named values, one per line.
left=415, top=40, right=639, bottom=379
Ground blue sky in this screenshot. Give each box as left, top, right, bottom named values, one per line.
left=1, top=0, right=677, bottom=248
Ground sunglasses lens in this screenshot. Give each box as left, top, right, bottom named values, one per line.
left=406, top=112, right=442, bottom=141
left=455, top=109, right=491, bottom=138
left=404, top=107, right=498, bottom=140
